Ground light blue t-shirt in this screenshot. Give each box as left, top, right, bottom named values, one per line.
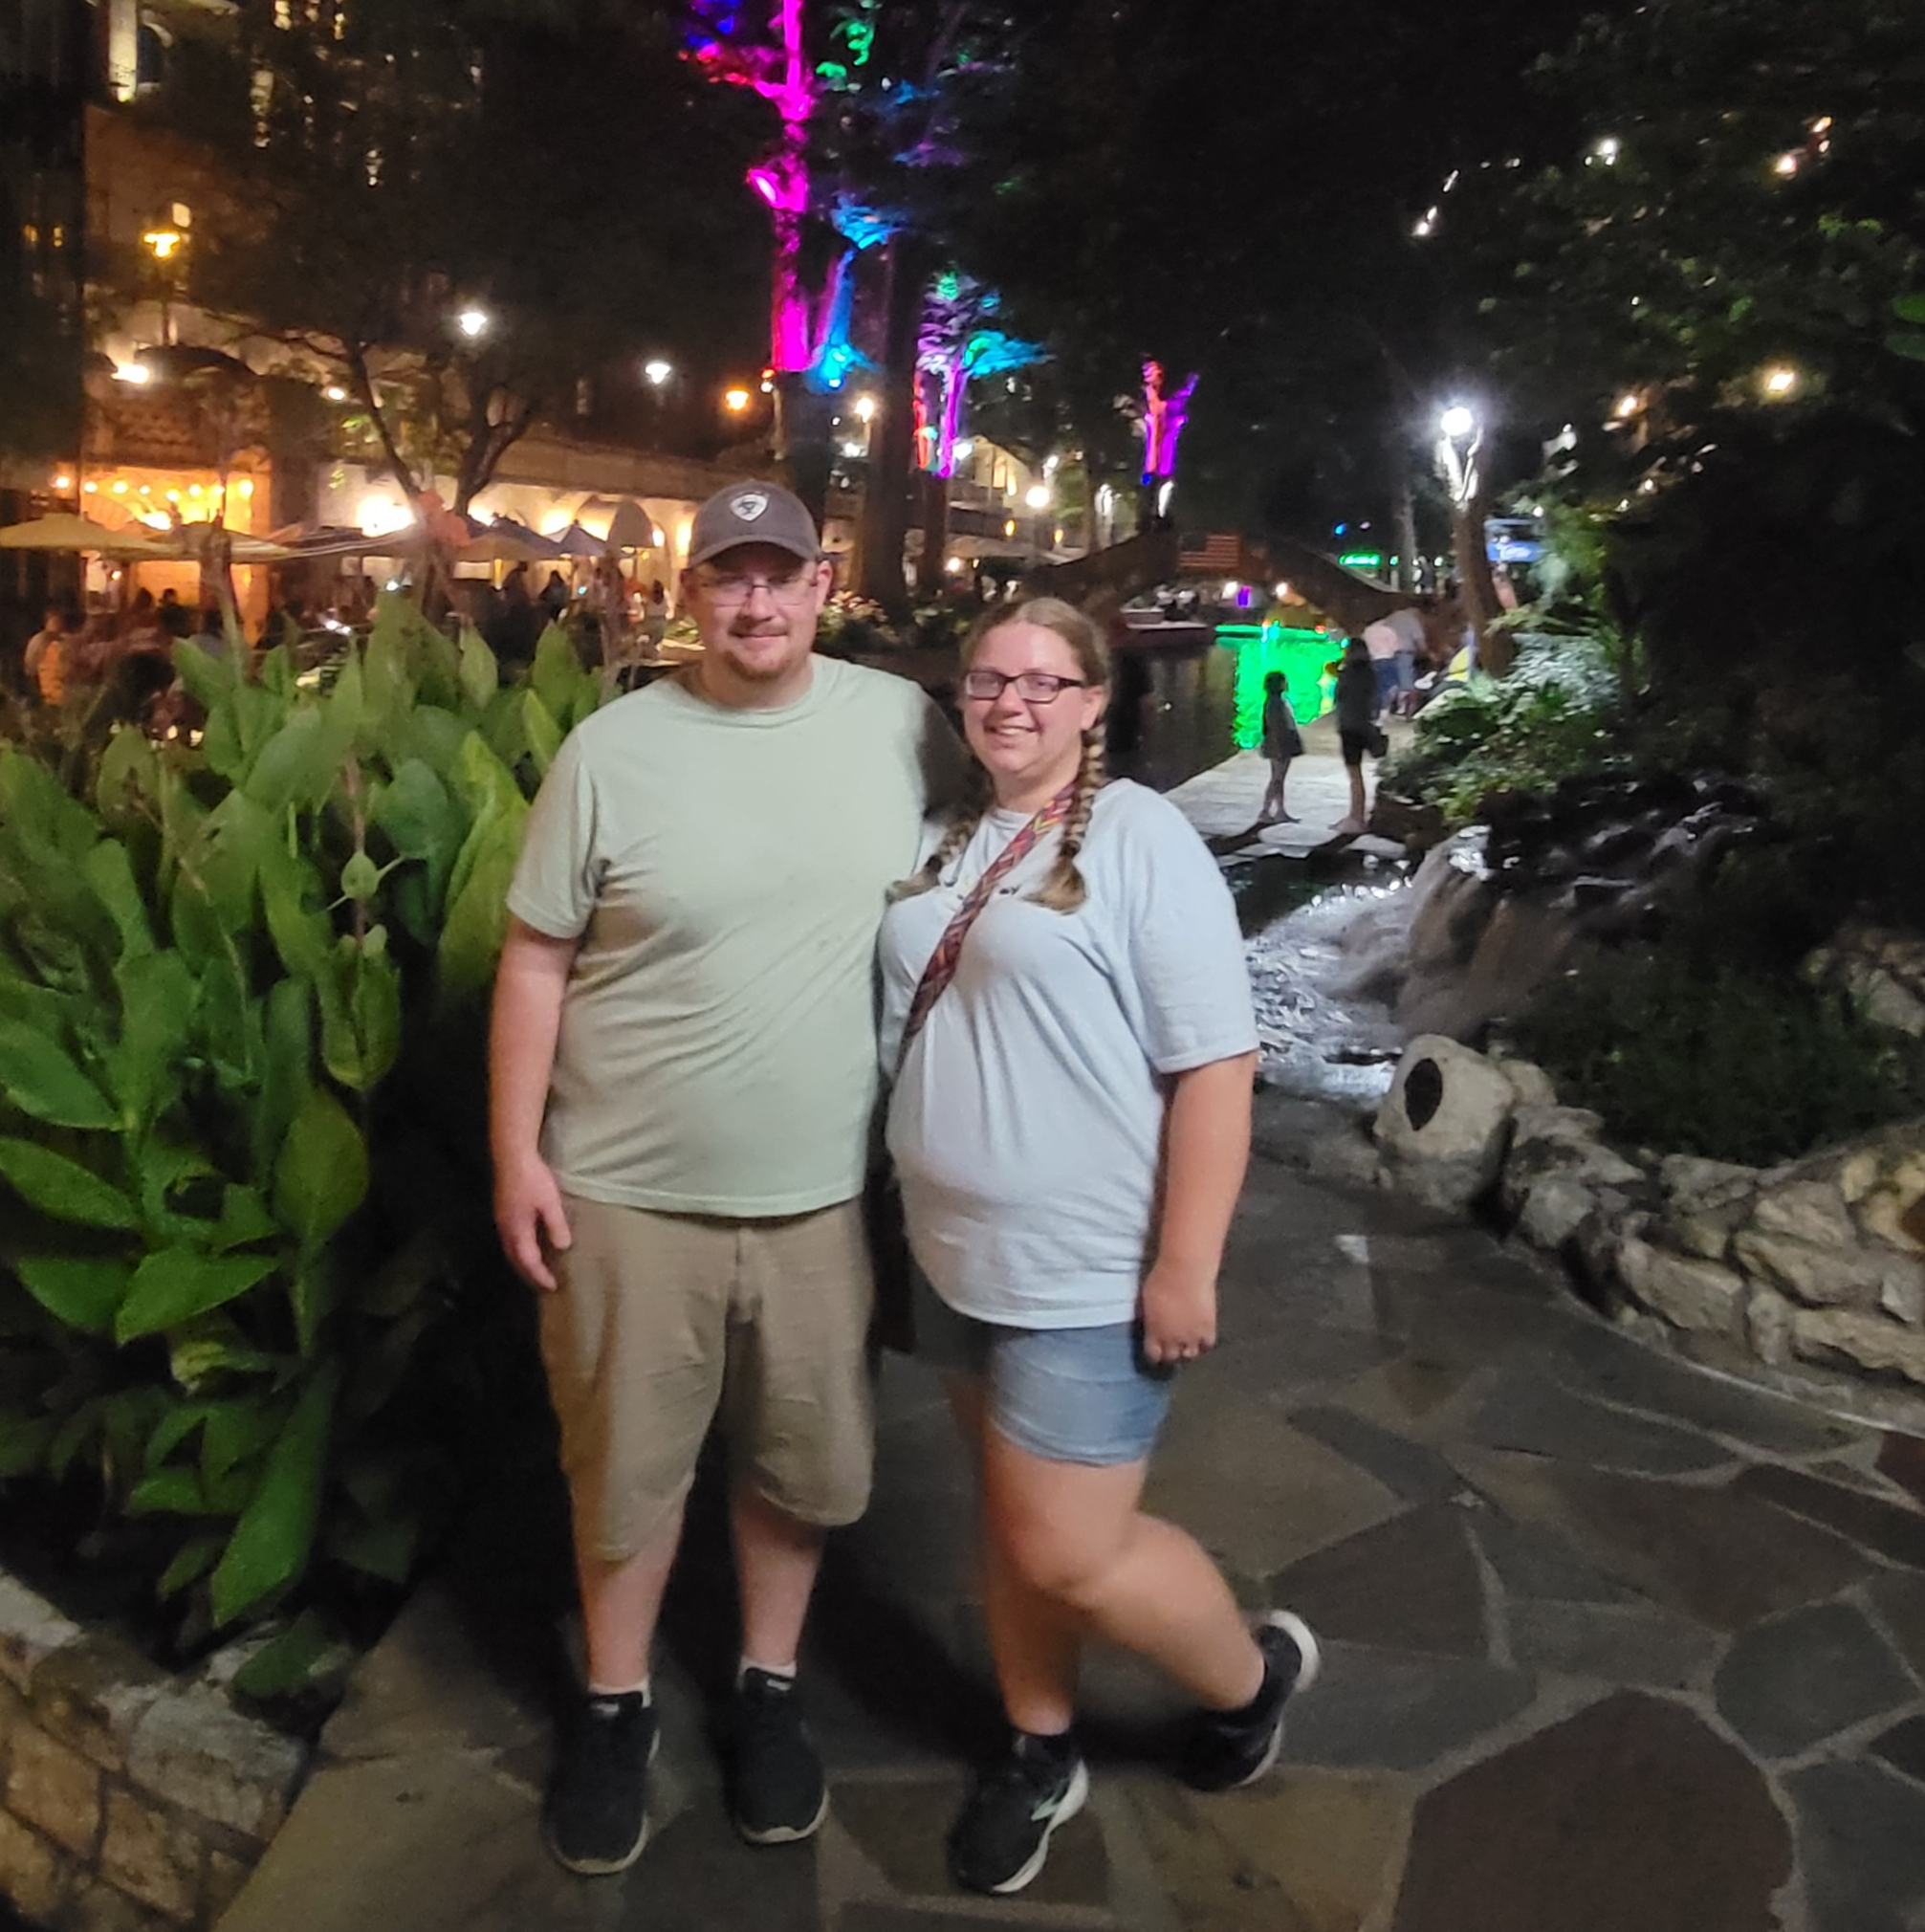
left=878, top=780, right=1258, bottom=1328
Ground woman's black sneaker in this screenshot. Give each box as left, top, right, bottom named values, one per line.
left=727, top=1669, right=830, bottom=1844
left=1178, top=1612, right=1322, bottom=1792
left=948, top=1733, right=1089, bottom=1896
left=543, top=1690, right=657, bottom=1875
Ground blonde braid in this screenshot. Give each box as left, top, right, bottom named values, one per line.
left=890, top=758, right=994, bottom=900
left=1029, top=732, right=1106, bottom=913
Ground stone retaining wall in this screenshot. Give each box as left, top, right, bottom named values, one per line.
left=0, top=1572, right=310, bottom=1931
left=1259, top=1034, right=1925, bottom=1415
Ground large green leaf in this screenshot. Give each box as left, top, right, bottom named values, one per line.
left=189, top=790, right=277, bottom=932
left=83, top=838, right=156, bottom=964
left=0, top=1020, right=118, bottom=1130
left=369, top=758, right=466, bottom=893
left=436, top=810, right=525, bottom=996
left=1894, top=293, right=1925, bottom=325
left=273, top=1088, right=368, bottom=1255
left=210, top=1183, right=278, bottom=1253
left=362, top=623, right=418, bottom=744
left=14, top=1257, right=131, bottom=1334
left=209, top=1357, right=339, bottom=1627
left=107, top=950, right=197, bottom=1131
left=252, top=977, right=313, bottom=1183
left=117, top=1248, right=278, bottom=1344
left=173, top=638, right=238, bottom=714
left=532, top=625, right=594, bottom=732
left=0, top=1139, right=140, bottom=1228
left=232, top=1608, right=335, bottom=1697
left=158, top=1531, right=224, bottom=1599
left=458, top=628, right=498, bottom=713
left=316, top=930, right=402, bottom=1093
left=258, top=838, right=332, bottom=981
left=128, top=1467, right=208, bottom=1516
left=523, top=690, right=563, bottom=779
left=96, top=727, right=162, bottom=828
left=244, top=709, right=337, bottom=816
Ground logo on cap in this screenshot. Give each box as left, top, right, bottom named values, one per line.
left=731, top=492, right=769, bottom=522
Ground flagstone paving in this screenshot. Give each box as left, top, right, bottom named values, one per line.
left=219, top=1147, right=1925, bottom=1932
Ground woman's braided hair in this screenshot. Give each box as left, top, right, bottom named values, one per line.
left=893, top=596, right=1109, bottom=914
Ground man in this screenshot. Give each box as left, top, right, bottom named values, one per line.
left=1383, top=602, right=1427, bottom=714
left=1360, top=612, right=1402, bottom=719
left=491, top=481, right=957, bottom=1877
left=22, top=605, right=68, bottom=706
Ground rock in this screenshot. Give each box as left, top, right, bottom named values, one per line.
left=1806, top=923, right=1925, bottom=1037
left=1510, top=1104, right=1607, bottom=1150
left=0, top=1809, right=68, bottom=1925
left=1303, top=1128, right=1388, bottom=1191
left=1791, top=1308, right=1925, bottom=1388
left=1664, top=1203, right=1747, bottom=1262
left=125, top=1687, right=306, bottom=1841
left=1519, top=1175, right=1598, bottom=1251
left=1751, top=1179, right=1859, bottom=1250
left=1882, top=1258, right=1925, bottom=1327
left=0, top=1573, right=82, bottom=1695
left=1658, top=1155, right=1761, bottom=1213
left=1747, top=1287, right=1796, bottom=1368
left=1494, top=1056, right=1559, bottom=1108
left=99, top=1786, right=202, bottom=1922
left=4, top=1719, right=101, bottom=1859
left=1856, top=1146, right=1925, bottom=1257
left=1733, top=1229, right=1890, bottom=1308
left=1373, top=1036, right=1519, bottom=1213
left=1618, top=1238, right=1748, bottom=1339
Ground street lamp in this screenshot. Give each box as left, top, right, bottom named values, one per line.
left=854, top=394, right=877, bottom=423
left=723, top=386, right=752, bottom=413
left=455, top=307, right=492, bottom=340
left=643, top=359, right=672, bottom=388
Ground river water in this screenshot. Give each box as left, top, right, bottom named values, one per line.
left=1113, top=624, right=1410, bottom=1109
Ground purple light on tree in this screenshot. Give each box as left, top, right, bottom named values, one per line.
left=916, top=272, right=1041, bottom=475
left=1141, top=360, right=1199, bottom=484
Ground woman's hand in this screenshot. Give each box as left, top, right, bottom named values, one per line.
left=1140, top=1263, right=1218, bottom=1365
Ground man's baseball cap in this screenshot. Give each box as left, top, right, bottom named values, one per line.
left=687, top=481, right=821, bottom=570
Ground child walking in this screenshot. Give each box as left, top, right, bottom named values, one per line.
left=1258, top=670, right=1302, bottom=823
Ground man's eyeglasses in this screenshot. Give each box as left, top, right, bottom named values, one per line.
left=961, top=670, right=1095, bottom=704
left=698, top=567, right=819, bottom=607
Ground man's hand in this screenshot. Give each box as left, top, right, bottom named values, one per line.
left=495, top=1154, right=574, bottom=1292
left=1139, top=1263, right=1218, bottom=1366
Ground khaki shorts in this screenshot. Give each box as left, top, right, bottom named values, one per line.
left=540, top=1195, right=876, bottom=1564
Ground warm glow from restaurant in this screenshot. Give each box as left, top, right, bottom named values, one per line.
left=724, top=387, right=753, bottom=413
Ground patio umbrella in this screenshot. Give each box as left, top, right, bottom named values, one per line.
left=553, top=522, right=607, bottom=559
left=605, top=499, right=658, bottom=552
left=0, top=514, right=173, bottom=558
left=483, top=517, right=566, bottom=560
left=458, top=528, right=549, bottom=564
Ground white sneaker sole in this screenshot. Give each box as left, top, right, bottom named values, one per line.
left=988, top=1758, right=1090, bottom=1896
left=736, top=1784, right=830, bottom=1846
left=1229, top=1612, right=1323, bottom=1789
left=546, top=1730, right=660, bottom=1876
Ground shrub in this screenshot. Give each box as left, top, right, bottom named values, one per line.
left=0, top=603, right=601, bottom=1652
left=1379, top=632, right=1627, bottom=829
left=1514, top=947, right=1925, bottom=1167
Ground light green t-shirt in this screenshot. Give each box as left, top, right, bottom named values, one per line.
left=507, top=655, right=955, bottom=1217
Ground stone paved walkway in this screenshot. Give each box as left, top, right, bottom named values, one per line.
left=218, top=1144, right=1925, bottom=1932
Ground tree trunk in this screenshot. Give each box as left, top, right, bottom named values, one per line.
left=1254, top=538, right=1412, bottom=636
left=855, top=236, right=927, bottom=614
left=914, top=469, right=949, bottom=601
left=1452, top=496, right=1508, bottom=674
left=776, top=376, right=833, bottom=530
left=1390, top=445, right=1419, bottom=594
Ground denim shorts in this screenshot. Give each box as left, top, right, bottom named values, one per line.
left=912, top=1275, right=1174, bottom=1467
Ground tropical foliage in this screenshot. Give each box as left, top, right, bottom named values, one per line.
left=0, top=602, right=600, bottom=1651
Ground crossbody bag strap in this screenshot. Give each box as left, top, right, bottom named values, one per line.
left=894, top=783, right=1074, bottom=1076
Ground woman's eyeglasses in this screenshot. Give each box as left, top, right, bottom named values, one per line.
left=961, top=670, right=1095, bottom=703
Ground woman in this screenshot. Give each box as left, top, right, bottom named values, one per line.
left=879, top=598, right=1319, bottom=1898
left=1258, top=669, right=1301, bottom=823
left=1331, top=635, right=1379, bottom=836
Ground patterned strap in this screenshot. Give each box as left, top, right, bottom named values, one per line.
left=895, top=784, right=1075, bottom=1074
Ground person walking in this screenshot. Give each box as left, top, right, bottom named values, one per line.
left=879, top=597, right=1320, bottom=1899
left=492, top=481, right=959, bottom=1877
left=1361, top=613, right=1401, bottom=719
left=1258, top=669, right=1301, bottom=823
left=1332, top=635, right=1379, bottom=836
left=22, top=605, right=69, bottom=707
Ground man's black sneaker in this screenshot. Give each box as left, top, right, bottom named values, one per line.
left=727, top=1668, right=829, bottom=1844
left=948, top=1733, right=1089, bottom=1896
left=543, top=1690, right=657, bottom=1876
left=1178, top=1612, right=1322, bottom=1792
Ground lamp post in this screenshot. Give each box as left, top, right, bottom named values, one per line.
left=1433, top=401, right=1507, bottom=674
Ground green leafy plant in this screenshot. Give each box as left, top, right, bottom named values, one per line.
left=0, top=601, right=600, bottom=1649
left=1379, top=633, right=1628, bottom=828
left=1514, top=947, right=1925, bottom=1167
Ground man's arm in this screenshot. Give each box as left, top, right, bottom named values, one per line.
left=490, top=915, right=580, bottom=1291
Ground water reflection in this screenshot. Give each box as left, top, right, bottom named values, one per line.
left=1107, top=625, right=1339, bottom=791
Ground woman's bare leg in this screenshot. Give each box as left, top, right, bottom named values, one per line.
left=978, top=1422, right=1263, bottom=1718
